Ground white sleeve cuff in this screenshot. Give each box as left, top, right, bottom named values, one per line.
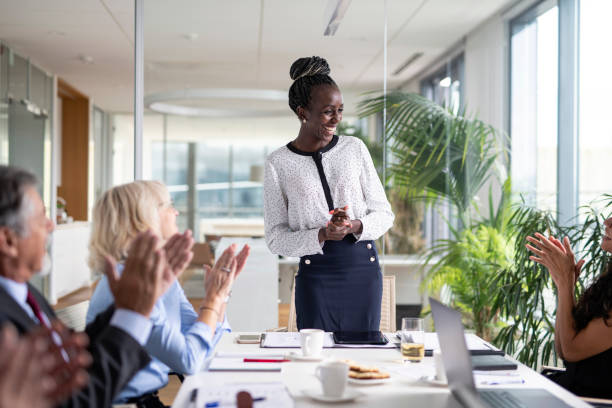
left=110, top=309, right=153, bottom=346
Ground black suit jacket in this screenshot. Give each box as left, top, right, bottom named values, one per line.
left=0, top=283, right=151, bottom=408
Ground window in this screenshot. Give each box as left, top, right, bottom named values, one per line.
left=510, top=3, right=559, bottom=213
left=579, top=0, right=612, bottom=210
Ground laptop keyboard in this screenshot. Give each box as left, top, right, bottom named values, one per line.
left=479, top=390, right=527, bottom=408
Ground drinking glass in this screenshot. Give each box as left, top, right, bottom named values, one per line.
left=401, top=317, right=424, bottom=362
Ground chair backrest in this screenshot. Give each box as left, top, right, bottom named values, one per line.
left=380, top=274, right=396, bottom=332
left=55, top=300, right=90, bottom=332
left=287, top=274, right=396, bottom=332
left=287, top=277, right=298, bottom=332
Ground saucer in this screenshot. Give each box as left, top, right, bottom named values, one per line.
left=286, top=351, right=325, bottom=361
left=348, top=376, right=392, bottom=385
left=302, top=388, right=365, bottom=402
left=419, top=375, right=447, bottom=387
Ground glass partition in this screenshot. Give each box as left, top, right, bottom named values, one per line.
left=0, top=43, right=54, bottom=293
left=142, top=1, right=386, bottom=243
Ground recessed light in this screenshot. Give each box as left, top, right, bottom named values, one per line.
left=439, top=77, right=451, bottom=87
left=182, top=33, right=199, bottom=41
left=77, top=54, right=94, bottom=64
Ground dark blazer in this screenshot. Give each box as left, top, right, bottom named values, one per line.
left=0, top=283, right=151, bottom=408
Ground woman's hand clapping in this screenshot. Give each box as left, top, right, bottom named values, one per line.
left=526, top=233, right=584, bottom=290
left=199, top=243, right=251, bottom=323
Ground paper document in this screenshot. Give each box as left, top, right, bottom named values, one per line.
left=261, top=332, right=335, bottom=348
left=422, top=332, right=494, bottom=351
left=208, top=353, right=286, bottom=371
left=191, top=382, right=294, bottom=408
left=261, top=332, right=397, bottom=348
left=475, top=370, right=524, bottom=385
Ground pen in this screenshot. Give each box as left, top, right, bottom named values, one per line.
left=243, top=358, right=289, bottom=363
left=205, top=397, right=266, bottom=407
left=189, top=388, right=197, bottom=407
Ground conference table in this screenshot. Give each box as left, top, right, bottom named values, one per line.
left=171, top=332, right=591, bottom=408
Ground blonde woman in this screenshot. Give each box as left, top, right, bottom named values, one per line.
left=86, top=181, right=250, bottom=408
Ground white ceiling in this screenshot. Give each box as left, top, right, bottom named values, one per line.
left=0, top=0, right=512, bottom=114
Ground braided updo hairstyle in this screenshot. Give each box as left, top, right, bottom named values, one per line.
left=573, top=262, right=612, bottom=332
left=288, top=56, right=337, bottom=115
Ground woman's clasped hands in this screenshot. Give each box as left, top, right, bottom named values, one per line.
left=319, top=205, right=362, bottom=242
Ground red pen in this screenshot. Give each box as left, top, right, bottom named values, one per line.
left=243, top=358, right=290, bottom=363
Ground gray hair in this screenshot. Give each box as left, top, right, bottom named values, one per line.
left=0, top=166, right=38, bottom=237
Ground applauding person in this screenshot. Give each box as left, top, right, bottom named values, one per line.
left=526, top=216, right=612, bottom=398
left=0, top=323, right=91, bottom=408
left=0, top=165, right=167, bottom=407
left=86, top=181, right=250, bottom=408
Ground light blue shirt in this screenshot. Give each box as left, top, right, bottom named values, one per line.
left=0, top=275, right=151, bottom=345
left=86, top=265, right=231, bottom=402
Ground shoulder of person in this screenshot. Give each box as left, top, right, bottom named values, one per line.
left=266, top=144, right=292, bottom=165
left=338, top=135, right=367, bottom=152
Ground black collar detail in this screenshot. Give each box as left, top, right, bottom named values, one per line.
left=286, top=135, right=339, bottom=156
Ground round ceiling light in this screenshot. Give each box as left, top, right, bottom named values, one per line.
left=144, top=88, right=289, bottom=117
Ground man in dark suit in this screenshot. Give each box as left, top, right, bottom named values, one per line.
left=0, top=165, right=169, bottom=407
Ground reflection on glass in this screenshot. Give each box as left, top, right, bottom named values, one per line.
left=579, top=0, right=612, bottom=212
left=510, top=5, right=558, bottom=213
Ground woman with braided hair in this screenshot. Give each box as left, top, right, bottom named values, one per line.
left=526, top=216, right=612, bottom=398
left=264, top=56, right=394, bottom=332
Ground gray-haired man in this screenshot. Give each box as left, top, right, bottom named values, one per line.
left=0, top=165, right=167, bottom=408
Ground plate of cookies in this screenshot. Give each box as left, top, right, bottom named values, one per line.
left=342, top=359, right=392, bottom=385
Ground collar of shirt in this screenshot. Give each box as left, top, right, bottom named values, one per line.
left=0, top=275, right=34, bottom=318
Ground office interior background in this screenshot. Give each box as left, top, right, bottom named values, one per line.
left=1, top=0, right=611, bottom=384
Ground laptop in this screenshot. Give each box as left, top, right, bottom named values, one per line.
left=429, top=297, right=573, bottom=408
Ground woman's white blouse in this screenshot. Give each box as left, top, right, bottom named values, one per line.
left=264, top=135, right=395, bottom=257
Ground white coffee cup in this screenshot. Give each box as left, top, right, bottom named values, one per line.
left=300, top=329, right=324, bottom=357
left=434, top=349, right=447, bottom=383
left=315, top=361, right=348, bottom=397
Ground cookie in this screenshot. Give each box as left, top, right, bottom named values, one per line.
left=349, top=370, right=390, bottom=379
left=341, top=360, right=379, bottom=372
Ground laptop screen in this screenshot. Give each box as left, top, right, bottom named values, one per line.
left=429, top=297, right=476, bottom=393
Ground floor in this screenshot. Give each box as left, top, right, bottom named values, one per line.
left=54, top=283, right=291, bottom=406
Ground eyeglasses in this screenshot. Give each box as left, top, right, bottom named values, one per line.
left=159, top=200, right=175, bottom=210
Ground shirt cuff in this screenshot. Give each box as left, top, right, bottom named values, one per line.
left=216, top=315, right=232, bottom=334
left=309, top=228, right=325, bottom=255
left=110, top=309, right=153, bottom=346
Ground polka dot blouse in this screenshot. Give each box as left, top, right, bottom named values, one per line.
left=264, top=135, right=395, bottom=257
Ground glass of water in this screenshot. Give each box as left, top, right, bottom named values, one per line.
left=401, top=317, right=425, bottom=362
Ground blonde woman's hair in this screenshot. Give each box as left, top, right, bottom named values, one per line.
left=88, top=180, right=169, bottom=275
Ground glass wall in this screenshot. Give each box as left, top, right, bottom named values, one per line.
left=0, top=42, right=54, bottom=293
left=139, top=2, right=385, bottom=244
left=510, top=3, right=558, bottom=213
left=419, top=54, right=465, bottom=248
left=579, top=0, right=612, bottom=209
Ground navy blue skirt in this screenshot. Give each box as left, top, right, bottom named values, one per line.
left=295, top=236, right=382, bottom=332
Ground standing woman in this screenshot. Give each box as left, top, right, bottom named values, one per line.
left=264, top=56, right=394, bottom=332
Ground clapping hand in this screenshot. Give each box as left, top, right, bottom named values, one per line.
left=526, top=233, right=584, bottom=289
left=104, top=230, right=167, bottom=318
left=161, top=230, right=194, bottom=294
left=0, top=323, right=91, bottom=408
